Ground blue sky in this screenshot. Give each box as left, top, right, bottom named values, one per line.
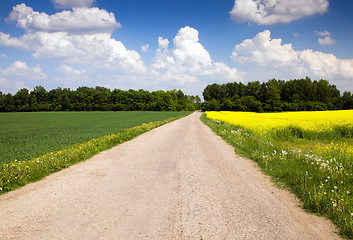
left=1, top=0, right=353, bottom=97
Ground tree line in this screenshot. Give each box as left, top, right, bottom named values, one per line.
left=0, top=86, right=201, bottom=112
left=202, top=77, right=353, bottom=112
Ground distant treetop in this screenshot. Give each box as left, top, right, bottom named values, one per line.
left=0, top=86, right=201, bottom=112
left=202, top=77, right=353, bottom=112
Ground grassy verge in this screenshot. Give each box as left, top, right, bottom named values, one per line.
left=200, top=113, right=353, bottom=238
left=0, top=112, right=191, bottom=195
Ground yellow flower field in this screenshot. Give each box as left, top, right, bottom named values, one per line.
left=202, top=111, right=353, bottom=237
left=206, top=110, right=353, bottom=135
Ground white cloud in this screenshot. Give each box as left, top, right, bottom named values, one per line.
left=0, top=32, right=146, bottom=71
left=0, top=61, right=47, bottom=93
left=0, top=77, right=27, bottom=93
left=0, top=32, right=24, bottom=48
left=339, top=60, right=353, bottom=79
left=0, top=4, right=146, bottom=73
left=52, top=0, right=95, bottom=9
left=0, top=61, right=47, bottom=79
left=232, top=30, right=297, bottom=66
left=153, top=26, right=214, bottom=74
left=231, top=30, right=353, bottom=89
left=230, top=0, right=329, bottom=25
left=152, top=26, right=242, bottom=86
left=315, top=30, right=331, bottom=37
left=56, top=65, right=86, bottom=75
left=172, top=26, right=212, bottom=69
left=53, top=65, right=90, bottom=88
left=315, top=31, right=336, bottom=45
left=318, top=36, right=336, bottom=45
left=158, top=37, right=169, bottom=49
left=6, top=4, right=121, bottom=34
left=141, top=44, right=149, bottom=53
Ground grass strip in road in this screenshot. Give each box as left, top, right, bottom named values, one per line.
left=200, top=113, right=353, bottom=239
left=0, top=112, right=191, bottom=195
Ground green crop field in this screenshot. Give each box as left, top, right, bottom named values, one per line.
left=0, top=111, right=187, bottom=165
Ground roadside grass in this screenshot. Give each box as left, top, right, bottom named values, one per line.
left=0, top=111, right=187, bottom=165
left=0, top=112, right=191, bottom=195
left=201, top=112, right=353, bottom=239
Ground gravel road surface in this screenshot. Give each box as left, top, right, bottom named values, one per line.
left=0, top=112, right=340, bottom=239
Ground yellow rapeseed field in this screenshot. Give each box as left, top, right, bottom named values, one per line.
left=203, top=110, right=353, bottom=237
left=206, top=110, right=353, bottom=135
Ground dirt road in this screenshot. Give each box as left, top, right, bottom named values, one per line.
left=0, top=112, right=340, bottom=239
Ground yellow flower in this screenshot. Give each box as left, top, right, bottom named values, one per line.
left=206, top=110, right=353, bottom=135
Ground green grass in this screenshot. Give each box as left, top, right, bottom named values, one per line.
left=0, top=111, right=187, bottom=165
left=201, top=113, right=353, bottom=239
left=0, top=111, right=191, bottom=194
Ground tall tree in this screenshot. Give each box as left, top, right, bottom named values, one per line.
left=32, top=86, right=47, bottom=104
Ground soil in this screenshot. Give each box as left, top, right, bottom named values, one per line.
left=0, top=112, right=341, bottom=239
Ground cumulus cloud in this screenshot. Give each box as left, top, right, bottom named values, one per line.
left=53, top=65, right=90, bottom=88
left=0, top=32, right=146, bottom=71
left=56, top=65, right=86, bottom=75
left=232, top=30, right=353, bottom=88
left=0, top=61, right=47, bottom=79
left=318, top=36, right=336, bottom=45
left=158, top=37, right=169, bottom=49
left=6, top=4, right=121, bottom=34
left=0, top=32, right=24, bottom=48
left=172, top=27, right=212, bottom=69
left=152, top=26, right=242, bottom=86
left=0, top=4, right=146, bottom=73
left=141, top=44, right=149, bottom=53
left=315, top=31, right=336, bottom=45
left=0, top=77, right=27, bottom=93
left=0, top=61, right=47, bottom=93
left=52, top=0, right=95, bottom=9
left=230, top=0, right=329, bottom=25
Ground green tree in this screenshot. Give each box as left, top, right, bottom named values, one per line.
left=14, top=88, right=30, bottom=106
left=2, top=93, right=15, bottom=112
left=260, top=79, right=282, bottom=111
left=245, top=81, right=261, bottom=100
left=342, top=91, right=353, bottom=110
left=202, top=98, right=221, bottom=111
left=32, top=86, right=47, bottom=104
left=240, top=95, right=263, bottom=112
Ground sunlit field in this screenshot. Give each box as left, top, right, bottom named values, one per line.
left=0, top=111, right=189, bottom=194
left=206, top=110, right=353, bottom=137
left=0, top=111, right=187, bottom=165
left=203, top=110, right=353, bottom=238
